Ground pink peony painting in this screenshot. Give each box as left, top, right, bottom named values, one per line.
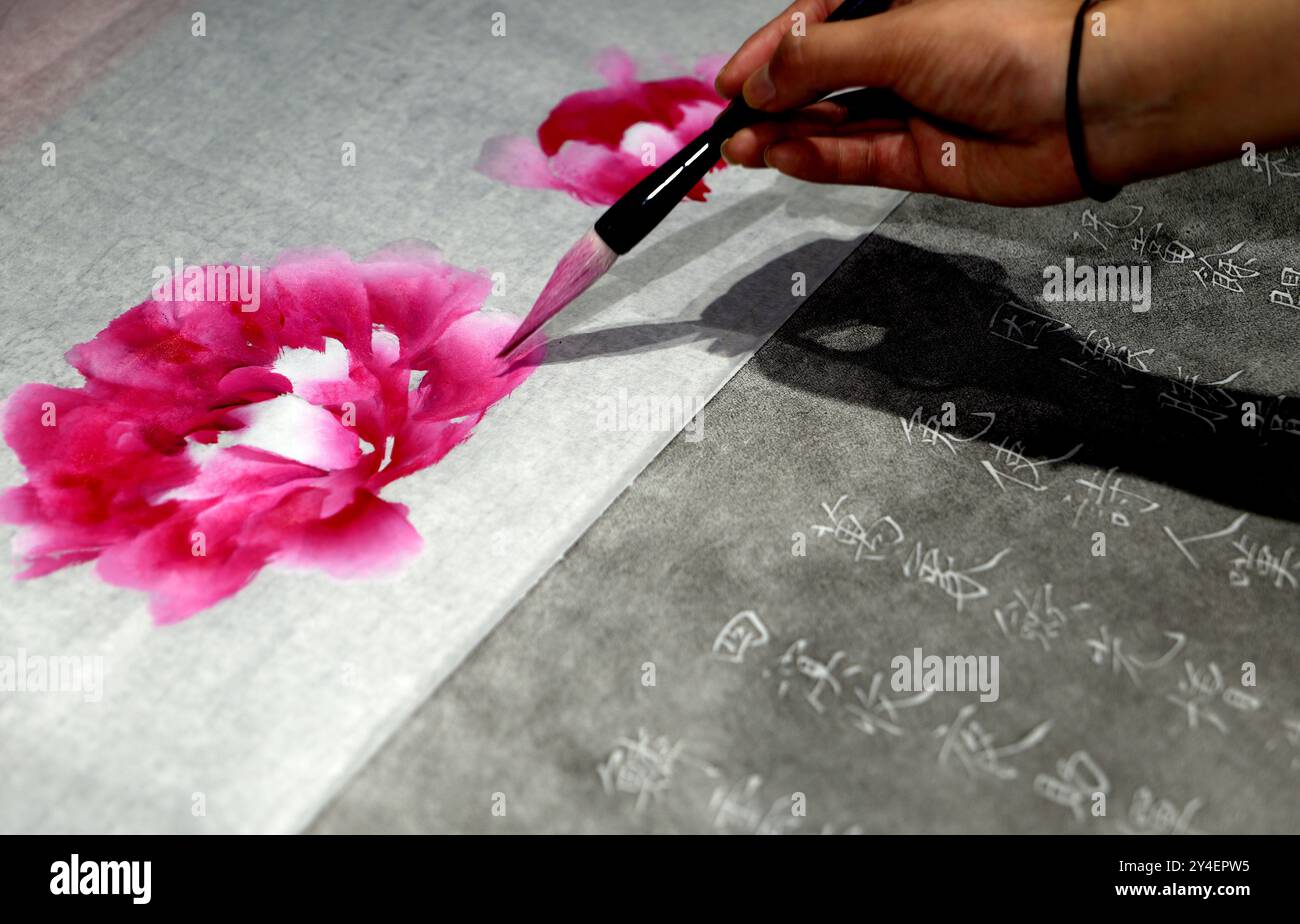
left=476, top=48, right=730, bottom=206
left=1, top=245, right=541, bottom=623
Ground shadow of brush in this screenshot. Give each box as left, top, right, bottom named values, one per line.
left=542, top=237, right=857, bottom=363
left=540, top=224, right=1300, bottom=522
left=542, top=173, right=903, bottom=337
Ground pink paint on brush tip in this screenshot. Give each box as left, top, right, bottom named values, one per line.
left=476, top=47, right=728, bottom=206
left=1, top=245, right=542, bottom=623
left=498, top=230, right=618, bottom=357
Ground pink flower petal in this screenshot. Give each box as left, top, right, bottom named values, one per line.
left=479, top=48, right=728, bottom=206
left=474, top=135, right=565, bottom=193
left=1, top=245, right=540, bottom=622
left=278, top=489, right=422, bottom=579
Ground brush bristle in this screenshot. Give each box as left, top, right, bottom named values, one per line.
left=497, top=230, right=618, bottom=358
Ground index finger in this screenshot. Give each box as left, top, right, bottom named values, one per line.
left=714, top=0, right=841, bottom=99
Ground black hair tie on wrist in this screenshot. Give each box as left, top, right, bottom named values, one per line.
left=1066, top=0, right=1122, bottom=201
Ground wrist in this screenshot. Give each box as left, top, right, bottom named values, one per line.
left=1078, top=0, right=1300, bottom=187
left=1073, top=0, right=1176, bottom=188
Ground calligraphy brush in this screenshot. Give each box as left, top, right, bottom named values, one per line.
left=497, top=0, right=902, bottom=359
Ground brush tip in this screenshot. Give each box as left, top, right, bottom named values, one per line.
left=498, top=230, right=618, bottom=359
left=496, top=331, right=536, bottom=359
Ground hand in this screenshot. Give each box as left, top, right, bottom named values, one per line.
left=714, top=0, right=1300, bottom=206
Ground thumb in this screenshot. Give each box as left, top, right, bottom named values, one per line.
left=742, top=18, right=906, bottom=112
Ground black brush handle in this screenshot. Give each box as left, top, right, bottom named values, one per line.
left=595, top=0, right=897, bottom=254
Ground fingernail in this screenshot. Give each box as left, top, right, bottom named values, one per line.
left=720, top=139, right=737, bottom=165
left=763, top=143, right=789, bottom=171
left=713, top=64, right=728, bottom=96
left=744, top=64, right=776, bottom=108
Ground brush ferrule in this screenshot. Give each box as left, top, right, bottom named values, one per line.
left=594, top=100, right=761, bottom=256
left=593, top=0, right=893, bottom=258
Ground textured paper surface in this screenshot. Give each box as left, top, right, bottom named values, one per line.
left=0, top=1, right=902, bottom=831
left=312, top=159, right=1300, bottom=834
